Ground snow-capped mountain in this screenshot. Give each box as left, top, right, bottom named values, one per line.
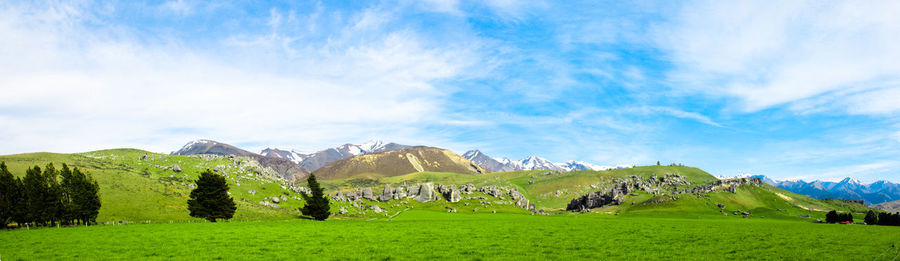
left=172, top=139, right=308, bottom=182
left=261, top=140, right=412, bottom=172
left=520, top=156, right=563, bottom=171
left=462, top=150, right=632, bottom=172
left=259, top=148, right=311, bottom=165
left=731, top=175, right=900, bottom=205
left=462, top=150, right=518, bottom=172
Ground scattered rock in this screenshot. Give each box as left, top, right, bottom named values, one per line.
left=172, top=164, right=183, bottom=173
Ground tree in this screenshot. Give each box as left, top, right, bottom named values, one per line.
left=0, top=162, right=16, bottom=228
left=865, top=210, right=878, bottom=225
left=67, top=167, right=100, bottom=225
left=23, top=166, right=46, bottom=226
left=299, top=174, right=330, bottom=221
left=42, top=163, right=63, bottom=226
left=825, top=210, right=837, bottom=223
left=188, top=169, right=236, bottom=222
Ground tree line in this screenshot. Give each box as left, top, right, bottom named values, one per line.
left=0, top=162, right=101, bottom=228
left=825, top=210, right=853, bottom=223
left=864, top=210, right=900, bottom=226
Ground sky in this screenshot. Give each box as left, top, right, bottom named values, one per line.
left=2, top=1, right=900, bottom=182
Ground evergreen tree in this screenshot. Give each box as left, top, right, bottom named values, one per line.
left=188, top=169, right=236, bottom=222
left=0, top=162, right=16, bottom=228
left=825, top=210, right=837, bottom=223
left=59, top=164, right=74, bottom=225
left=70, top=167, right=101, bottom=225
left=11, top=176, right=27, bottom=226
left=42, top=163, right=63, bottom=226
left=299, top=174, right=330, bottom=221
left=23, top=166, right=46, bottom=226
left=865, top=210, right=878, bottom=225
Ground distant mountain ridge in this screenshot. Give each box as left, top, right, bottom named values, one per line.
left=872, top=199, right=900, bottom=213
left=721, top=174, right=900, bottom=205
left=261, top=140, right=412, bottom=172
left=172, top=139, right=309, bottom=182
left=462, top=150, right=632, bottom=172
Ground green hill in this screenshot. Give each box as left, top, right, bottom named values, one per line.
left=0, top=150, right=877, bottom=223
left=0, top=149, right=303, bottom=222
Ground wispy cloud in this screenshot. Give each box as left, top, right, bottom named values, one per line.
left=657, top=0, right=900, bottom=114
left=0, top=2, right=486, bottom=154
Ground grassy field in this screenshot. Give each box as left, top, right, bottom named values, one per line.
left=1, top=210, right=899, bottom=260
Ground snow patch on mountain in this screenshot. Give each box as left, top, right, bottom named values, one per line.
left=463, top=150, right=632, bottom=172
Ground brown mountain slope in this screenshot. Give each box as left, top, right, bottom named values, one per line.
left=872, top=199, right=900, bottom=213
left=313, top=146, right=486, bottom=180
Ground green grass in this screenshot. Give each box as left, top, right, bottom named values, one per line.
left=2, top=210, right=898, bottom=260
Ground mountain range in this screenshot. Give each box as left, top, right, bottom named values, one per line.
left=462, top=150, right=632, bottom=172
left=260, top=140, right=411, bottom=172
left=172, top=139, right=308, bottom=182
left=726, top=175, right=900, bottom=206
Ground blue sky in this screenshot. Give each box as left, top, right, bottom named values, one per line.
left=2, top=1, right=900, bottom=182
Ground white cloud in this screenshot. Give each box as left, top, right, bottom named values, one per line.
left=658, top=0, right=900, bottom=114
left=621, top=106, right=721, bottom=127
left=0, top=3, right=485, bottom=154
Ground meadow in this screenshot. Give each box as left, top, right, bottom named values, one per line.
left=1, top=210, right=899, bottom=260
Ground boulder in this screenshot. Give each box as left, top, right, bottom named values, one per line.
left=362, top=187, right=376, bottom=201
left=280, top=195, right=288, bottom=202
left=566, top=183, right=631, bottom=212
left=370, top=205, right=383, bottom=213
left=172, top=164, right=183, bottom=173
left=271, top=197, right=280, bottom=204
left=338, top=207, right=348, bottom=214
left=379, top=184, right=394, bottom=201
left=407, top=184, right=420, bottom=197
left=259, top=201, right=280, bottom=208
left=414, top=183, right=437, bottom=203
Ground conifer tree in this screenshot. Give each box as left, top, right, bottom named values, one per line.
left=865, top=210, right=878, bottom=225
left=70, top=167, right=101, bottom=224
left=188, top=169, right=236, bottom=222
left=23, top=166, right=46, bottom=226
left=42, top=163, right=63, bottom=226
left=0, top=162, right=16, bottom=228
left=59, top=164, right=74, bottom=225
left=825, top=210, right=837, bottom=223
left=299, top=174, right=330, bottom=221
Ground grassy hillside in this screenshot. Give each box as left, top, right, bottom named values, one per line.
left=0, top=149, right=877, bottom=222
left=2, top=210, right=898, bottom=260
left=321, top=165, right=875, bottom=221
left=0, top=149, right=303, bottom=222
